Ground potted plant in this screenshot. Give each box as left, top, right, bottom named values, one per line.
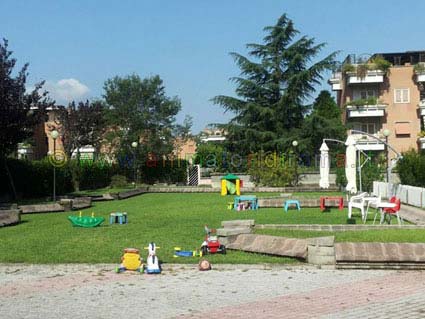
left=369, top=55, right=392, bottom=74
left=414, top=63, right=425, bottom=74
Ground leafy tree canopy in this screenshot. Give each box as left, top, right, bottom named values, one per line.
left=300, top=90, right=346, bottom=158
left=55, top=100, right=107, bottom=158
left=103, top=74, right=184, bottom=163
left=0, top=39, right=53, bottom=157
left=213, top=14, right=338, bottom=155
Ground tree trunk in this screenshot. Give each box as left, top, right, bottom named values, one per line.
left=3, top=158, right=17, bottom=200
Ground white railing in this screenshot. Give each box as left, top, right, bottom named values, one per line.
left=373, top=181, right=425, bottom=208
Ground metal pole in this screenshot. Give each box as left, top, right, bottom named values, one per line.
left=358, top=149, right=362, bottom=193
left=386, top=135, right=391, bottom=198
left=53, top=139, right=56, bottom=202
left=385, top=136, right=389, bottom=183
left=133, top=150, right=136, bottom=187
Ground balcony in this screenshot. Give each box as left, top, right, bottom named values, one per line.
left=417, top=73, right=425, bottom=82
left=346, top=70, right=385, bottom=84
left=419, top=137, right=425, bottom=150
left=17, top=144, right=34, bottom=160
left=415, top=63, right=425, bottom=82
left=346, top=100, right=387, bottom=118
left=419, top=100, right=425, bottom=116
left=328, top=72, right=342, bottom=91
left=352, top=134, right=385, bottom=151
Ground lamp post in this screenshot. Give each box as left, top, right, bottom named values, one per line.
left=383, top=129, right=391, bottom=183
left=292, top=140, right=298, bottom=186
left=131, top=142, right=138, bottom=187
left=51, top=130, right=59, bottom=202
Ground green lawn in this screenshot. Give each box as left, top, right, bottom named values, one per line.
left=2, top=192, right=424, bottom=264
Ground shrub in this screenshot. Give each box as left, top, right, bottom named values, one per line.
left=141, top=160, right=188, bottom=184
left=110, top=175, right=128, bottom=188
left=248, top=152, right=297, bottom=187
left=0, top=158, right=73, bottom=198
left=78, top=160, right=117, bottom=190
left=369, top=55, right=392, bottom=73
left=359, top=160, right=384, bottom=192
left=397, top=149, right=425, bottom=187
left=342, top=63, right=355, bottom=73
left=335, top=166, right=347, bottom=190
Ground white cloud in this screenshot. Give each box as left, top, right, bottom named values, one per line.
left=45, top=78, right=90, bottom=104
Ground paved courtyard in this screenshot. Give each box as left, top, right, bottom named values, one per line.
left=1, top=264, right=425, bottom=319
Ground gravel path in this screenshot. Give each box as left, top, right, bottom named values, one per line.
left=1, top=264, right=425, bottom=318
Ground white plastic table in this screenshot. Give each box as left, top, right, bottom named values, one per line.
left=373, top=202, right=397, bottom=225
left=363, top=197, right=380, bottom=223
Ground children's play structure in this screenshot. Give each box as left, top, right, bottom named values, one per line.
left=220, top=174, right=241, bottom=196
left=233, top=195, right=258, bottom=211
left=201, top=225, right=226, bottom=255
left=109, top=212, right=128, bottom=224
left=68, top=212, right=105, bottom=227
left=115, top=248, right=143, bottom=273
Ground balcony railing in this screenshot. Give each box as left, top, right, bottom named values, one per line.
left=419, top=100, right=425, bottom=116
left=328, top=72, right=342, bottom=91
left=346, top=103, right=387, bottom=118
left=415, top=63, right=425, bottom=82
left=352, top=134, right=385, bottom=151
left=346, top=70, right=385, bottom=84
left=418, top=137, right=425, bottom=150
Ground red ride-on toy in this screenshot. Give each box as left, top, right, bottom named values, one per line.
left=201, top=225, right=226, bottom=255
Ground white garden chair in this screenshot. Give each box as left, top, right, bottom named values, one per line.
left=347, top=192, right=368, bottom=220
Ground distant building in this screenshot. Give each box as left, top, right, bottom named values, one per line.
left=329, top=51, right=425, bottom=154
left=199, top=125, right=227, bottom=142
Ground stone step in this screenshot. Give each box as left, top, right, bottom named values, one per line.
left=216, top=227, right=252, bottom=236
left=221, top=219, right=255, bottom=228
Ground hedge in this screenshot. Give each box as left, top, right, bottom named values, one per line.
left=397, top=150, right=425, bottom=187
left=0, top=157, right=189, bottom=199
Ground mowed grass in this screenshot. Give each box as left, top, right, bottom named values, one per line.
left=1, top=192, right=425, bottom=264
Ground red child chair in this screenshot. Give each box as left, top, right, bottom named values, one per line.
left=383, top=197, right=402, bottom=224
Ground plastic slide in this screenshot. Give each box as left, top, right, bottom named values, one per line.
left=226, top=180, right=237, bottom=195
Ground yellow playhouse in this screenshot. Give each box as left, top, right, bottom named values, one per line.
left=220, top=174, right=241, bottom=196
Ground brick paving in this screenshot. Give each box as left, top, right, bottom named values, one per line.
left=178, top=269, right=425, bottom=319
left=1, top=264, right=425, bottom=319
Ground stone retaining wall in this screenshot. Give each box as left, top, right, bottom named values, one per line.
left=258, top=197, right=346, bottom=208
left=256, top=224, right=425, bottom=231
left=145, top=186, right=338, bottom=193
left=335, top=242, right=425, bottom=263
left=0, top=209, right=21, bottom=226
left=219, top=220, right=425, bottom=268
left=20, top=203, right=65, bottom=214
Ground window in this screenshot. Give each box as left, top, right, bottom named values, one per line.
left=360, top=90, right=376, bottom=99
left=353, top=89, right=376, bottom=100
left=353, top=122, right=377, bottom=135
left=394, top=89, right=410, bottom=103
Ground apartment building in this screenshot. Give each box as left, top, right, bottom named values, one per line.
left=329, top=51, right=425, bottom=155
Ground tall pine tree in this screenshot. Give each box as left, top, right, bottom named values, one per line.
left=213, top=14, right=337, bottom=155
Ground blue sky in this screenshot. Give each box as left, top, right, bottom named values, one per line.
left=1, top=0, right=425, bottom=132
